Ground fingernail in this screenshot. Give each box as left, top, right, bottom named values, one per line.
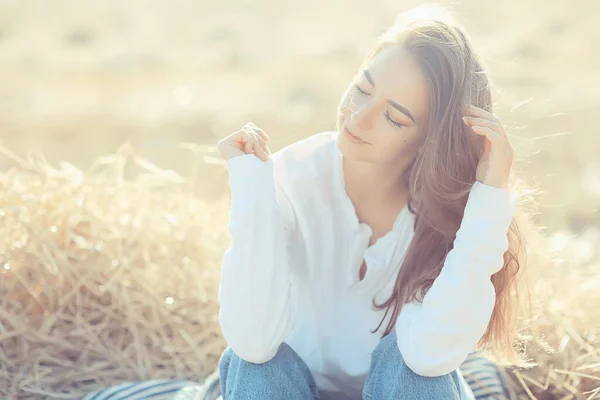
left=462, top=116, right=469, bottom=124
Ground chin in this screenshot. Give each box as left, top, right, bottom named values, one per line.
left=336, top=128, right=370, bottom=161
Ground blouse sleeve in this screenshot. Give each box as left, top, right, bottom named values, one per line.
left=394, top=181, right=520, bottom=376
left=218, top=154, right=296, bottom=364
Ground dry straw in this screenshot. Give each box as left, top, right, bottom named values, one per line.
left=0, top=144, right=228, bottom=399
left=0, top=144, right=598, bottom=399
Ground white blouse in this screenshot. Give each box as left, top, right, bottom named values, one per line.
left=218, top=130, right=519, bottom=399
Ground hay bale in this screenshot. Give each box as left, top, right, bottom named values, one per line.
left=0, top=144, right=598, bottom=399
left=504, top=227, right=600, bottom=399
left=0, top=145, right=228, bottom=399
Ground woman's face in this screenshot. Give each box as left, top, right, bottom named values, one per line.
left=337, top=45, right=429, bottom=165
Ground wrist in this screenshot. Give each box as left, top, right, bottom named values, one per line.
left=477, top=176, right=509, bottom=189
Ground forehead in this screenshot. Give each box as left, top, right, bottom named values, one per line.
left=363, top=45, right=429, bottom=124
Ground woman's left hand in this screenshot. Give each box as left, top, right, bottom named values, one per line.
left=462, top=104, right=514, bottom=189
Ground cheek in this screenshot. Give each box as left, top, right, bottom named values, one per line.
left=378, top=129, right=418, bottom=157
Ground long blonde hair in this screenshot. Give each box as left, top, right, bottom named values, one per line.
left=359, top=5, right=535, bottom=366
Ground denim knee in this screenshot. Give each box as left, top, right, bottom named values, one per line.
left=219, top=342, right=298, bottom=369
left=218, top=343, right=319, bottom=400
left=363, top=332, right=463, bottom=400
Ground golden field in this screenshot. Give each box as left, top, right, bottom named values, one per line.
left=0, top=0, right=598, bottom=398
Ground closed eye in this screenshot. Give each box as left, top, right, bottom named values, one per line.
left=354, top=84, right=370, bottom=96
left=385, top=111, right=403, bottom=128
left=354, top=83, right=403, bottom=128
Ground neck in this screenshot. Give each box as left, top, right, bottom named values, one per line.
left=342, top=155, right=411, bottom=208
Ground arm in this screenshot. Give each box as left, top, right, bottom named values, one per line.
left=218, top=154, right=295, bottom=364
left=395, top=181, right=519, bottom=377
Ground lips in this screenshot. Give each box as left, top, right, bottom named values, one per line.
left=344, top=125, right=368, bottom=144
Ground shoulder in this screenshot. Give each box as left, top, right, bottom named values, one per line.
left=271, top=130, right=339, bottom=183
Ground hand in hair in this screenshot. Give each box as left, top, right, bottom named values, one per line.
left=462, top=105, right=514, bottom=189
left=217, top=122, right=271, bottom=162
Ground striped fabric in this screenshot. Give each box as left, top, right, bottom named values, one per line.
left=82, top=379, right=196, bottom=400
left=172, top=370, right=221, bottom=400
left=460, top=351, right=511, bottom=400
left=85, top=352, right=509, bottom=400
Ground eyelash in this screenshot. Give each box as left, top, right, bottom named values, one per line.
left=385, top=111, right=403, bottom=128
left=354, top=84, right=369, bottom=96
left=353, top=84, right=404, bottom=128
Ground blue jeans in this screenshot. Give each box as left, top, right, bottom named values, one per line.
left=218, top=332, right=474, bottom=399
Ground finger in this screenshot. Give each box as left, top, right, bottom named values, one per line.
left=470, top=125, right=504, bottom=148
left=247, top=127, right=269, bottom=155
left=256, top=135, right=271, bottom=156
left=470, top=126, right=494, bottom=157
left=247, top=131, right=268, bottom=161
left=241, top=129, right=255, bottom=154
left=253, top=140, right=269, bottom=161
left=467, top=105, right=500, bottom=123
left=245, top=122, right=270, bottom=142
left=463, top=117, right=503, bottom=134
left=243, top=128, right=269, bottom=161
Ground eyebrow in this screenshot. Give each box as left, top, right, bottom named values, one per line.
left=363, top=69, right=416, bottom=123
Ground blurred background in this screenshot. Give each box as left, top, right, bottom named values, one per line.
left=1, top=0, right=599, bottom=398
left=0, top=0, right=598, bottom=230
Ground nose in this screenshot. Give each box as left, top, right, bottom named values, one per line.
left=349, top=99, right=376, bottom=131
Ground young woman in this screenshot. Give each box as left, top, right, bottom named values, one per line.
left=216, top=6, right=527, bottom=400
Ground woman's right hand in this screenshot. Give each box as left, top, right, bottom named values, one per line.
left=217, top=122, right=271, bottom=162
